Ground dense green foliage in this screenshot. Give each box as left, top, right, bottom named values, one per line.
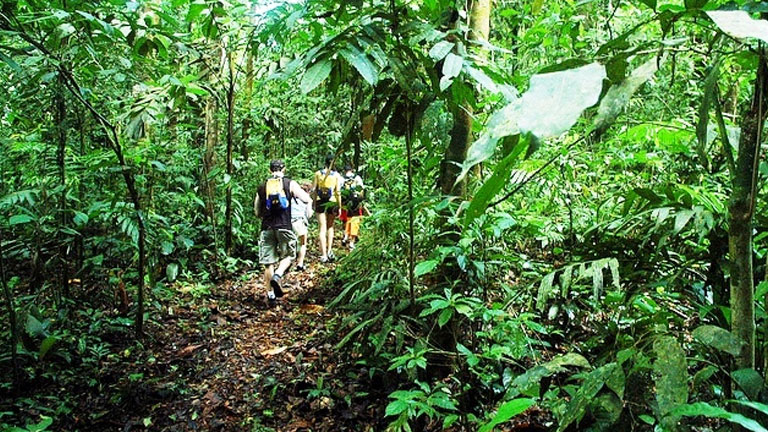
left=2, top=0, right=768, bottom=430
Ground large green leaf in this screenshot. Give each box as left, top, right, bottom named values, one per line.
left=9, top=214, right=34, bottom=225
left=518, top=62, right=605, bottom=138
left=300, top=58, right=333, bottom=94
left=0, top=52, right=21, bottom=73
left=478, top=398, right=535, bottom=432
left=458, top=63, right=605, bottom=181
left=38, top=335, right=58, bottom=361
left=508, top=353, right=591, bottom=398
left=696, top=61, right=720, bottom=163
left=414, top=260, right=439, bottom=277
left=557, top=363, right=622, bottom=432
left=732, top=368, right=764, bottom=400
left=442, top=53, right=463, bottom=79
left=464, top=136, right=526, bottom=227
left=429, top=41, right=454, bottom=61
left=674, top=402, right=768, bottom=432
left=340, top=44, right=378, bottom=86
left=595, top=56, right=659, bottom=132
left=692, top=325, right=744, bottom=356
left=706, top=11, right=768, bottom=44
left=654, top=336, right=688, bottom=430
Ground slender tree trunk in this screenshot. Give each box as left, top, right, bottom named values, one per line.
left=225, top=50, right=236, bottom=255
left=438, top=0, right=491, bottom=196
left=241, top=50, right=254, bottom=161
left=76, top=113, right=86, bottom=272
left=203, top=97, right=218, bottom=226
left=729, top=54, right=768, bottom=371
left=55, top=79, right=69, bottom=298
left=405, top=103, right=415, bottom=304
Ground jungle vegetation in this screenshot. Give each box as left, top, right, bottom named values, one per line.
left=2, top=0, right=768, bottom=431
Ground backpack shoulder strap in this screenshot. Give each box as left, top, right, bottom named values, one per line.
left=283, top=177, right=291, bottom=198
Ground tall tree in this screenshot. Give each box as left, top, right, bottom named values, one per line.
left=439, top=0, right=491, bottom=197
left=728, top=55, right=767, bottom=371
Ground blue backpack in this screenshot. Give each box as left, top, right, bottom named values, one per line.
left=265, top=177, right=289, bottom=212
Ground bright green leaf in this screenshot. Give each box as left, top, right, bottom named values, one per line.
left=478, top=398, right=535, bottom=432
left=10, top=214, right=34, bottom=225
left=674, top=402, right=768, bottom=432
left=692, top=325, right=744, bottom=356
left=300, top=58, right=333, bottom=94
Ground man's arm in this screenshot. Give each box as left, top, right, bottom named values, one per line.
left=290, top=180, right=312, bottom=204
left=254, top=193, right=262, bottom=217
left=310, top=172, right=318, bottom=200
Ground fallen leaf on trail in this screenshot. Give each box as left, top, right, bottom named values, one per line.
left=287, top=419, right=312, bottom=431
left=261, top=346, right=288, bottom=356
left=177, top=344, right=204, bottom=357
left=299, top=304, right=325, bottom=314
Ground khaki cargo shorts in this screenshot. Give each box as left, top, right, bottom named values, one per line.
left=291, top=217, right=308, bottom=237
left=259, top=229, right=297, bottom=265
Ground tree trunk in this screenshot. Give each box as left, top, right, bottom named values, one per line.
left=203, top=96, right=218, bottom=227
left=359, top=113, right=375, bottom=172
left=729, top=55, right=768, bottom=371
left=241, top=50, right=254, bottom=161
left=438, top=0, right=491, bottom=196
left=76, top=113, right=87, bottom=272
left=55, top=78, right=69, bottom=298
left=224, top=50, right=236, bottom=255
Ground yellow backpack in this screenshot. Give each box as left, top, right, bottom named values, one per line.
left=316, top=170, right=337, bottom=202
left=265, top=177, right=289, bottom=212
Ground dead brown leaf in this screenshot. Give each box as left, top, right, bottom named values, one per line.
left=260, top=346, right=288, bottom=356
left=177, top=344, right=204, bottom=357
left=299, top=304, right=325, bottom=314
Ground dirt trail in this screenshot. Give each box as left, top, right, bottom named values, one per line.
left=119, top=256, right=382, bottom=432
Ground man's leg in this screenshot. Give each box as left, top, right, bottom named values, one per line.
left=258, top=230, right=279, bottom=304
left=318, top=212, right=328, bottom=260
left=264, top=264, right=275, bottom=303
left=297, top=234, right=307, bottom=267
left=270, top=229, right=297, bottom=298
left=275, top=255, right=292, bottom=276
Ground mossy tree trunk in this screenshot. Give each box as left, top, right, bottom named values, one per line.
left=224, top=49, right=236, bottom=255
left=438, top=0, right=491, bottom=197
left=729, top=55, right=768, bottom=372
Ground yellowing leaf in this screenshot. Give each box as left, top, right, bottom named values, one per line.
left=261, top=346, right=288, bottom=356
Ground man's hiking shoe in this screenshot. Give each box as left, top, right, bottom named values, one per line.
left=341, top=238, right=348, bottom=246
left=328, top=251, right=336, bottom=262
left=270, top=274, right=284, bottom=298
left=296, top=264, right=306, bottom=271
left=320, top=256, right=328, bottom=263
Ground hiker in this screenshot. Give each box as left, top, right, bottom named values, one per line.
left=291, top=181, right=313, bottom=271
left=312, top=154, right=343, bottom=262
left=340, top=165, right=364, bottom=246
left=254, top=159, right=312, bottom=306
